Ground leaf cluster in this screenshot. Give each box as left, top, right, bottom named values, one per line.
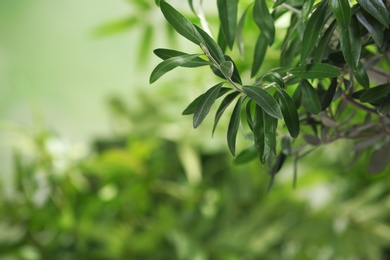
left=151, top=0, right=390, bottom=183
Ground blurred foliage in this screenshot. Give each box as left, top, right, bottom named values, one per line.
left=2, top=0, right=390, bottom=259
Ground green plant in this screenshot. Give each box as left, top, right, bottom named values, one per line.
left=150, top=0, right=390, bottom=181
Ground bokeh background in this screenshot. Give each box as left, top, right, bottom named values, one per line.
left=1, top=1, right=390, bottom=259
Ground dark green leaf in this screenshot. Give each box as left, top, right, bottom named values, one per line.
left=256, top=72, right=285, bottom=88
left=360, top=83, right=390, bottom=103
left=150, top=54, right=200, bottom=83
left=183, top=87, right=230, bottom=115
left=331, top=0, right=351, bottom=29
left=300, top=80, right=321, bottom=114
left=253, top=0, right=275, bottom=45
left=273, top=0, right=287, bottom=8
left=195, top=25, right=226, bottom=64
left=357, top=0, right=390, bottom=27
left=211, top=55, right=242, bottom=84
left=254, top=105, right=278, bottom=164
left=160, top=1, right=204, bottom=45
left=276, top=89, right=300, bottom=138
left=220, top=61, right=234, bottom=78
left=182, top=94, right=203, bottom=115
left=320, top=78, right=337, bottom=110
left=292, top=84, right=302, bottom=108
left=268, top=152, right=286, bottom=183
left=243, top=86, right=283, bottom=119
left=227, top=98, right=243, bottom=156
left=193, top=83, right=224, bottom=128
left=340, top=16, right=361, bottom=70
left=289, top=64, right=340, bottom=79
left=245, top=99, right=254, bottom=131
left=217, top=0, right=238, bottom=49
left=313, top=20, right=337, bottom=63
left=217, top=25, right=228, bottom=53
left=356, top=10, right=385, bottom=47
left=251, top=34, right=268, bottom=77
left=234, top=145, right=257, bottom=165
left=212, top=92, right=240, bottom=136
left=300, top=0, right=328, bottom=61
left=153, top=48, right=211, bottom=67
left=353, top=62, right=369, bottom=89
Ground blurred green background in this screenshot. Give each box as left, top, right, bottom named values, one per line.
left=1, top=1, right=390, bottom=259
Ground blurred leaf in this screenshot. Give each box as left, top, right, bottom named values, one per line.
left=253, top=0, right=275, bottom=45
left=160, top=1, right=204, bottom=45
left=273, top=0, right=287, bottom=8
left=154, top=48, right=211, bottom=67
left=360, top=83, right=390, bottom=103
left=356, top=10, right=385, bottom=48
left=300, top=0, right=328, bottom=62
left=357, top=0, right=390, bottom=27
left=94, top=16, right=138, bottom=36
left=369, top=141, right=390, bottom=174
left=237, top=5, right=251, bottom=56
left=290, top=64, right=341, bottom=79
left=302, top=0, right=315, bottom=21
left=227, top=98, right=243, bottom=156
left=251, top=34, right=268, bottom=77
left=331, top=0, right=351, bottom=30
left=150, top=54, right=200, bottom=83
left=243, top=86, right=283, bottom=119
left=220, top=61, right=234, bottom=79
left=303, top=135, right=321, bottom=145
left=268, top=152, right=286, bottom=190
left=320, top=78, right=337, bottom=110
left=276, top=89, right=300, bottom=138
left=234, top=145, right=257, bottom=165
left=340, top=16, right=361, bottom=70
left=353, top=62, right=370, bottom=89
left=193, top=83, right=224, bottom=128
left=138, top=25, right=154, bottom=65
left=254, top=105, right=278, bottom=164
left=300, top=80, right=321, bottom=114
left=212, top=92, right=240, bottom=136
left=217, top=0, right=238, bottom=49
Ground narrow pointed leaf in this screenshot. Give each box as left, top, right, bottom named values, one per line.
left=217, top=25, right=228, bottom=53
left=183, top=87, right=230, bottom=115
left=300, top=80, right=321, bottom=114
left=357, top=0, right=390, bottom=27
left=289, top=64, right=340, bottom=79
left=227, top=98, right=243, bottom=156
left=331, top=0, right=351, bottom=29
left=154, top=48, right=212, bottom=67
left=217, top=0, right=238, bottom=49
left=160, top=1, right=204, bottom=45
left=251, top=34, right=268, bottom=77
left=300, top=0, right=328, bottom=61
left=193, top=83, right=224, bottom=128
left=212, top=92, right=240, bottom=135
left=313, top=20, right=337, bottom=63
left=360, top=83, right=390, bottom=103
left=245, top=99, right=254, bottom=131
left=243, top=86, right=283, bottom=119
left=211, top=55, right=242, bottom=84
left=254, top=105, right=278, bottom=164
left=353, top=62, right=369, bottom=89
left=253, top=0, right=275, bottom=45
left=220, top=61, right=234, bottom=79
left=195, top=25, right=225, bottom=64
left=292, top=84, right=302, bottom=108
left=356, top=10, right=385, bottom=47
left=234, top=145, right=258, bottom=165
left=150, top=54, right=200, bottom=83
left=340, top=16, right=361, bottom=70
left=276, top=89, right=300, bottom=138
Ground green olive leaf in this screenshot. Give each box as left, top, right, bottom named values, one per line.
left=253, top=0, right=275, bottom=45
left=217, top=0, right=238, bottom=49
left=212, top=92, right=240, bottom=136
left=276, top=89, right=300, bottom=138
left=289, top=64, right=340, bottom=79
left=340, top=15, right=361, bottom=70
left=300, top=80, right=321, bottom=114
left=193, top=83, right=224, bottom=128
left=357, top=0, right=390, bottom=28
left=251, top=33, right=268, bottom=77
left=331, top=0, right=351, bottom=30
left=243, top=86, right=283, bottom=119
left=153, top=48, right=212, bottom=67
left=227, top=97, right=243, bottom=156
left=360, top=83, right=390, bottom=103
